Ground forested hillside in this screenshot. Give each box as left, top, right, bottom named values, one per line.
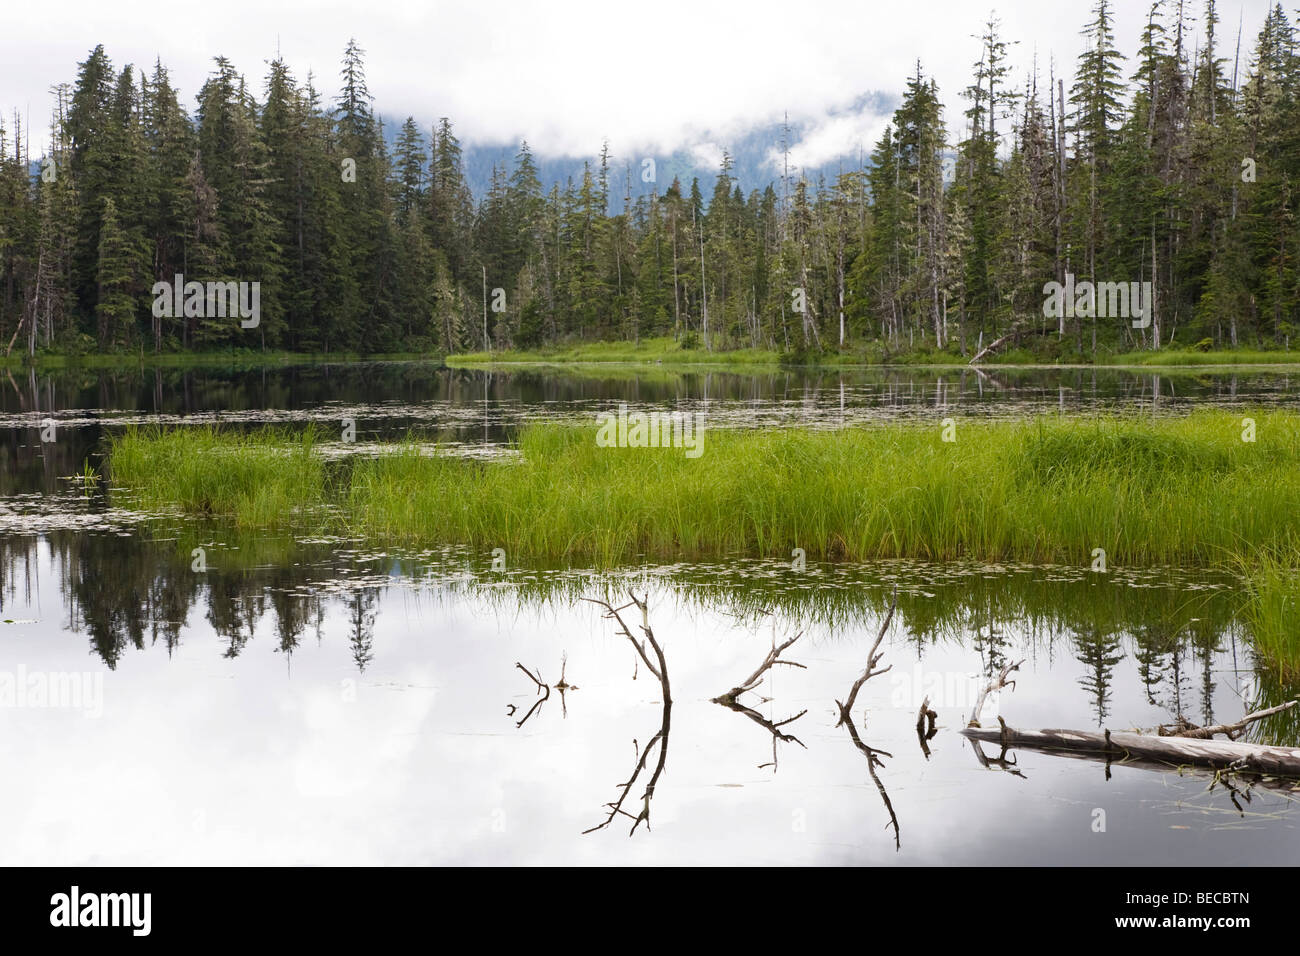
left=0, top=0, right=1297, bottom=360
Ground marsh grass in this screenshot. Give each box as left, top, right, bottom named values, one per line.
left=109, top=425, right=327, bottom=527
left=1109, top=348, right=1300, bottom=367
left=446, top=337, right=783, bottom=367
left=108, top=409, right=1300, bottom=673
left=346, top=411, right=1300, bottom=566
left=111, top=410, right=1300, bottom=563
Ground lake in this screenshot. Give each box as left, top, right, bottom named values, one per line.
left=1, top=361, right=1297, bottom=864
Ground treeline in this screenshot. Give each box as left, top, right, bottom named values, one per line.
left=0, top=0, right=1298, bottom=359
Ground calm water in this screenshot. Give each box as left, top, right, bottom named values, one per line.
left=1, top=361, right=1298, bottom=864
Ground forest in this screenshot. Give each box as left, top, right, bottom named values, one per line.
left=0, top=0, right=1297, bottom=361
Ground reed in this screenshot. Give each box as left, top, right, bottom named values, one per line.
left=109, top=425, right=327, bottom=527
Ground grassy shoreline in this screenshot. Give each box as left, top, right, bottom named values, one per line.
left=107, top=410, right=1300, bottom=677
left=0, top=349, right=443, bottom=371
left=8, top=339, right=1299, bottom=371
left=108, top=411, right=1300, bottom=564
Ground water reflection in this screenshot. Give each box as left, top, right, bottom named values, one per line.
left=3, top=526, right=1298, bottom=863
left=2, top=530, right=1291, bottom=739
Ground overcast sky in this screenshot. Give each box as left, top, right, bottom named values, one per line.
left=0, top=0, right=1279, bottom=173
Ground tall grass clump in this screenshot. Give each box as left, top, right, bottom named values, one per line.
left=109, top=425, right=326, bottom=526
left=107, top=409, right=1300, bottom=568
left=341, top=409, right=1300, bottom=568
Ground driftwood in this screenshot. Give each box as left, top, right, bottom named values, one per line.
left=962, top=708, right=1300, bottom=777
left=1157, top=700, right=1298, bottom=740
left=507, top=655, right=577, bottom=727
left=834, top=592, right=896, bottom=726
left=832, top=591, right=902, bottom=849
left=583, top=594, right=672, bottom=835
left=712, top=629, right=807, bottom=771
left=915, top=695, right=938, bottom=758
left=967, top=658, right=1024, bottom=728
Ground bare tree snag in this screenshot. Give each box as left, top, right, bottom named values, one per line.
left=916, top=695, right=938, bottom=757
left=835, top=591, right=896, bottom=727
left=712, top=630, right=805, bottom=705
left=583, top=593, right=673, bottom=835
left=967, top=658, right=1025, bottom=728
left=712, top=629, right=807, bottom=771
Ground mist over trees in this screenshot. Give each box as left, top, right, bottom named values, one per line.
left=0, top=0, right=1297, bottom=359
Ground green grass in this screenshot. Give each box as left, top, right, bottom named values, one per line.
left=109, top=425, right=327, bottom=527
left=1, top=349, right=442, bottom=371
left=446, top=337, right=784, bottom=367
left=107, top=409, right=1300, bottom=672
left=447, top=338, right=1300, bottom=370
left=343, top=411, right=1300, bottom=565
left=108, top=410, right=1300, bottom=563
left=1109, top=347, right=1300, bottom=367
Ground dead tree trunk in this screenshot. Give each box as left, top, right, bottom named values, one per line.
left=961, top=713, right=1300, bottom=777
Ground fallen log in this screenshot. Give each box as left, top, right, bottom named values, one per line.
left=961, top=716, right=1300, bottom=777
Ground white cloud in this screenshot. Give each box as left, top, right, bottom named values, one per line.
left=0, top=0, right=1278, bottom=165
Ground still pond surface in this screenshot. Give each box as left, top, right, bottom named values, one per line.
left=1, top=361, right=1297, bottom=864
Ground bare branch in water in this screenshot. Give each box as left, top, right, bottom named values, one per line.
left=712, top=630, right=806, bottom=705
left=509, top=658, right=578, bottom=728
left=967, top=657, right=1024, bottom=728
left=835, top=590, right=897, bottom=727
left=713, top=628, right=807, bottom=771
left=583, top=593, right=672, bottom=835
left=1159, top=699, right=1298, bottom=740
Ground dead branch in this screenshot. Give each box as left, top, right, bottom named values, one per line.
left=712, top=630, right=805, bottom=705
left=583, top=593, right=673, bottom=835
left=915, top=695, right=938, bottom=757
left=583, top=593, right=670, bottom=700
left=511, top=662, right=551, bottom=728
left=509, top=658, right=578, bottom=728
left=1159, top=699, right=1298, bottom=740
left=967, top=658, right=1025, bottom=728
left=834, top=591, right=897, bottom=727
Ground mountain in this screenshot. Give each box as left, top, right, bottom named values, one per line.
left=380, top=92, right=896, bottom=210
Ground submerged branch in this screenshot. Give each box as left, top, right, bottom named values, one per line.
left=967, top=658, right=1025, bottom=728
left=835, top=591, right=897, bottom=727
left=1159, top=699, right=1298, bottom=740
left=712, top=630, right=805, bottom=705
left=584, top=592, right=673, bottom=835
